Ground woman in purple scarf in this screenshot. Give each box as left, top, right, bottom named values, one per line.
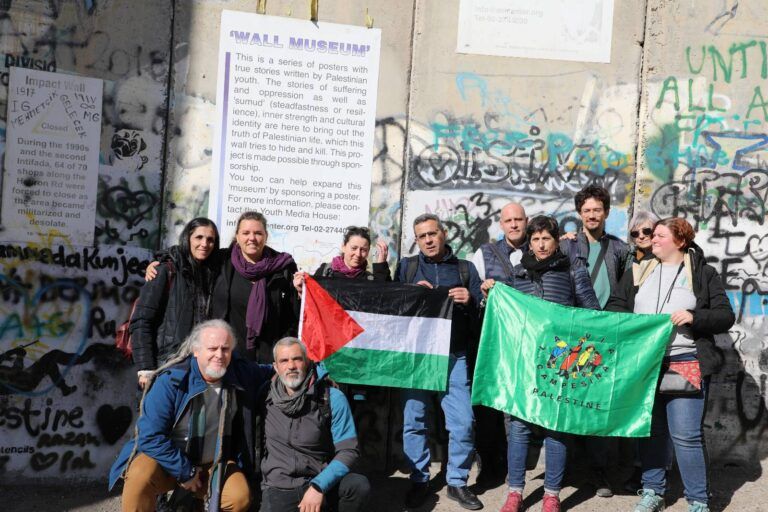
left=292, top=226, right=391, bottom=295
left=211, top=211, right=299, bottom=362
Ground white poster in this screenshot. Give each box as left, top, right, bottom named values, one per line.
left=211, top=11, right=381, bottom=268
left=456, top=0, right=614, bottom=63
left=1, top=67, right=102, bottom=245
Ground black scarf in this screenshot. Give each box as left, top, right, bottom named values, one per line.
left=521, top=250, right=570, bottom=282
left=268, top=367, right=314, bottom=417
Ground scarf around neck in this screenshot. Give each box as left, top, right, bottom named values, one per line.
left=330, top=254, right=366, bottom=278
left=268, top=367, right=314, bottom=417
left=521, top=250, right=570, bottom=282
left=230, top=244, right=294, bottom=347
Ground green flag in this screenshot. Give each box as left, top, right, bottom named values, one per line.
left=471, top=283, right=674, bottom=437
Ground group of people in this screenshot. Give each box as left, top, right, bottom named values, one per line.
left=108, top=185, right=734, bottom=512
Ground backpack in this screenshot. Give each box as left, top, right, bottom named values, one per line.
left=115, top=261, right=175, bottom=359
left=403, top=255, right=470, bottom=288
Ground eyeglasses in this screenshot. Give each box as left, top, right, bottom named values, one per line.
left=630, top=227, right=653, bottom=238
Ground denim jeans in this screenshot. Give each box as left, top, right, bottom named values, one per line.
left=641, top=383, right=709, bottom=504
left=505, top=416, right=567, bottom=492
left=259, top=473, right=370, bottom=512
left=402, top=354, right=475, bottom=487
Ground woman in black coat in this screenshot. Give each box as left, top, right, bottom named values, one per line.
left=131, top=217, right=220, bottom=389
left=606, top=217, right=734, bottom=512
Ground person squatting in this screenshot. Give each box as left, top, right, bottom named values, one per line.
left=110, top=185, right=734, bottom=512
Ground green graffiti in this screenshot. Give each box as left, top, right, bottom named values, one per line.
left=746, top=86, right=768, bottom=121
left=685, top=40, right=767, bottom=83
left=645, top=124, right=680, bottom=182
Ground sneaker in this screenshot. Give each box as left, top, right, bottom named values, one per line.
left=446, top=485, right=484, bottom=510
left=594, top=470, right=613, bottom=498
left=687, top=502, right=710, bottom=512
left=500, top=491, right=523, bottom=512
left=634, top=489, right=665, bottom=512
left=541, top=494, right=560, bottom=512
left=405, top=482, right=430, bottom=508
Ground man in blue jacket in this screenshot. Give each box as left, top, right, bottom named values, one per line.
left=109, top=319, right=273, bottom=512
left=260, top=337, right=369, bottom=512
left=395, top=213, right=484, bottom=510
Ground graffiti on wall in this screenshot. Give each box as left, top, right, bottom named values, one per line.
left=643, top=37, right=768, bottom=469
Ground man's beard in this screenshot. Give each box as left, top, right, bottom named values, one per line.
left=279, top=369, right=306, bottom=390
left=204, top=366, right=227, bottom=380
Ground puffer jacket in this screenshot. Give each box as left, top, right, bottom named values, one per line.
left=502, top=252, right=600, bottom=309
left=606, top=243, right=735, bottom=376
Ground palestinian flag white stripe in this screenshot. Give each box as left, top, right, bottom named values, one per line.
left=344, top=311, right=452, bottom=356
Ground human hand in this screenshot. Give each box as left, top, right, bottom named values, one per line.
left=137, top=371, right=153, bottom=390
left=480, top=279, right=496, bottom=297
left=179, top=468, right=203, bottom=493
left=299, top=485, right=324, bottom=512
left=448, top=287, right=471, bottom=304
left=415, top=280, right=433, bottom=289
left=670, top=310, right=694, bottom=326
left=559, top=231, right=577, bottom=241
left=375, top=240, right=389, bottom=263
left=293, top=271, right=306, bottom=294
left=145, top=261, right=160, bottom=281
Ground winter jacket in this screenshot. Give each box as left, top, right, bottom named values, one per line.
left=211, top=247, right=299, bottom=362
left=109, top=356, right=273, bottom=509
left=260, top=370, right=359, bottom=493
left=605, top=243, right=735, bottom=376
left=394, top=245, right=482, bottom=354
left=560, top=231, right=629, bottom=293
left=314, top=261, right=391, bottom=281
left=130, top=255, right=207, bottom=371
left=501, top=253, right=601, bottom=309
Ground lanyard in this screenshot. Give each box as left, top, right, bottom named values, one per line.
left=655, top=262, right=684, bottom=314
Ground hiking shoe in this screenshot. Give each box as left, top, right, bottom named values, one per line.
left=499, top=491, right=523, bottom=512
left=687, top=502, right=710, bottom=512
left=594, top=470, right=613, bottom=497
left=634, top=489, right=665, bottom=512
left=541, top=494, right=560, bottom=512
left=404, top=482, right=430, bottom=508
left=446, top=485, right=483, bottom=510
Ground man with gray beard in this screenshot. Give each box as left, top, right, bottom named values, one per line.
left=260, top=337, right=369, bottom=512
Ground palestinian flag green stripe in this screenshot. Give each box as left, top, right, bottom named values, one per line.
left=323, top=347, right=450, bottom=391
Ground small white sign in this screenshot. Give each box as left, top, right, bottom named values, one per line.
left=457, top=0, right=614, bottom=63
left=1, top=67, right=103, bottom=245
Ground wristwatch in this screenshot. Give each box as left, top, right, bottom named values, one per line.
left=182, top=466, right=198, bottom=484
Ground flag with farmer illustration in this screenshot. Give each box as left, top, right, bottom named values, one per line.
left=299, top=276, right=454, bottom=391
left=472, top=283, right=675, bottom=437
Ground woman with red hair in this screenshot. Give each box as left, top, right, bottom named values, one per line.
left=607, top=218, right=734, bottom=512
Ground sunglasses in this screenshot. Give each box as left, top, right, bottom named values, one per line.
left=630, top=227, right=653, bottom=238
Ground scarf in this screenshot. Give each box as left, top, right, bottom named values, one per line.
left=268, top=367, right=314, bottom=417
left=230, top=244, right=294, bottom=348
left=330, top=254, right=366, bottom=278
left=521, top=250, right=570, bottom=282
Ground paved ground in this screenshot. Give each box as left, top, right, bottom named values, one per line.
left=4, top=460, right=767, bottom=512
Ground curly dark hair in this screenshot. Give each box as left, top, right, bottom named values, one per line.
left=574, top=185, right=611, bottom=213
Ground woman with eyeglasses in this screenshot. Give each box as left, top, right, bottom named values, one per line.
left=628, top=211, right=659, bottom=265
left=607, top=217, right=734, bottom=512
left=293, top=226, right=391, bottom=294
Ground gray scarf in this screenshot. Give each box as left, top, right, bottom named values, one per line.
left=268, top=367, right=314, bottom=417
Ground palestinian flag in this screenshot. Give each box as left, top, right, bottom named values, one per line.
left=299, top=276, right=454, bottom=391
left=472, top=283, right=674, bottom=437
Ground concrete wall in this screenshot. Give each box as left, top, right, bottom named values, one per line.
left=0, top=0, right=766, bottom=485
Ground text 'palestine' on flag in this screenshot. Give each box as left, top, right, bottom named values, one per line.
left=299, top=276, right=454, bottom=391
left=471, top=283, right=674, bottom=437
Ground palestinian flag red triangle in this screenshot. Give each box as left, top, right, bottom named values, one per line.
left=301, top=276, right=365, bottom=361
